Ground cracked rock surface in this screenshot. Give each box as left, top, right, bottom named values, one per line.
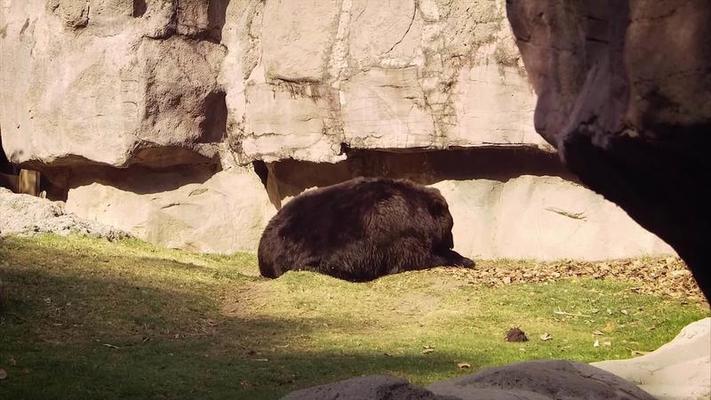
left=0, top=0, right=549, bottom=169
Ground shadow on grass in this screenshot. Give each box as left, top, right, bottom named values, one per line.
left=0, top=241, right=490, bottom=400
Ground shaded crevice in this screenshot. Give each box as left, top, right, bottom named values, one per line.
left=41, top=162, right=222, bottom=201
left=207, top=0, right=231, bottom=42
left=133, top=0, right=147, bottom=17
left=0, top=130, right=20, bottom=191
left=0, top=129, right=16, bottom=175
left=262, top=147, right=577, bottom=207
left=198, top=90, right=228, bottom=143
left=545, top=207, right=587, bottom=220
left=252, top=160, right=269, bottom=187
left=128, top=146, right=220, bottom=168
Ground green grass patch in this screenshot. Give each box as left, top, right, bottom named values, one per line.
left=0, top=234, right=708, bottom=399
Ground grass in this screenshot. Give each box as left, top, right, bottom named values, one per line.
left=0, top=234, right=708, bottom=400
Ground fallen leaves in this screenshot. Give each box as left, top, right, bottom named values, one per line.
left=422, top=345, right=435, bottom=355
left=539, top=333, right=553, bottom=341
left=446, top=257, right=704, bottom=302
left=457, top=362, right=471, bottom=369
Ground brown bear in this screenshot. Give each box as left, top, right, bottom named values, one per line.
left=258, top=177, right=474, bottom=282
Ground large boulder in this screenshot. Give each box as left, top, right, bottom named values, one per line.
left=434, top=176, right=672, bottom=261
left=505, top=0, right=711, bottom=299
left=0, top=0, right=226, bottom=169
left=593, top=318, right=711, bottom=400
left=0, top=188, right=126, bottom=239
left=427, top=360, right=656, bottom=400
left=281, top=361, right=657, bottom=400
left=1, top=0, right=548, bottom=168
left=282, top=375, right=453, bottom=400
left=66, top=167, right=274, bottom=253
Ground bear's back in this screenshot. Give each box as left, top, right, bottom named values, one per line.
left=258, top=177, right=461, bottom=280
left=270, top=177, right=445, bottom=246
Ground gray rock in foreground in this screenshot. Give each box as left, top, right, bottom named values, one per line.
left=281, top=375, right=456, bottom=400
left=593, top=318, right=710, bottom=400
left=282, top=361, right=656, bottom=400
left=428, top=360, right=657, bottom=400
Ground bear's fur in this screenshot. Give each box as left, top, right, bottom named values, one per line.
left=258, top=177, right=474, bottom=282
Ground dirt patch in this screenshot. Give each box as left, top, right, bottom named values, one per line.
left=221, top=280, right=274, bottom=319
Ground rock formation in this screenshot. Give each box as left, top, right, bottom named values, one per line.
left=0, top=1, right=675, bottom=261
left=0, top=0, right=228, bottom=169
left=282, top=361, right=657, bottom=400
left=0, top=187, right=127, bottom=239
left=593, top=318, right=711, bottom=400
left=506, top=0, right=711, bottom=299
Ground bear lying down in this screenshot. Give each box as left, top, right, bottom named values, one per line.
left=258, top=177, right=474, bottom=282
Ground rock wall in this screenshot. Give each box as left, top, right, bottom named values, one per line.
left=220, top=0, right=549, bottom=163
left=0, top=0, right=545, bottom=169
left=0, top=1, right=674, bottom=260
left=0, top=0, right=228, bottom=168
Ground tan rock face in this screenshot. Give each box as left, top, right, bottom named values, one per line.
left=434, top=176, right=673, bottom=261
left=66, top=167, right=275, bottom=254
left=1, top=0, right=544, bottom=167
left=0, top=0, right=226, bottom=168
left=0, top=0, right=677, bottom=263
left=221, top=0, right=550, bottom=163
